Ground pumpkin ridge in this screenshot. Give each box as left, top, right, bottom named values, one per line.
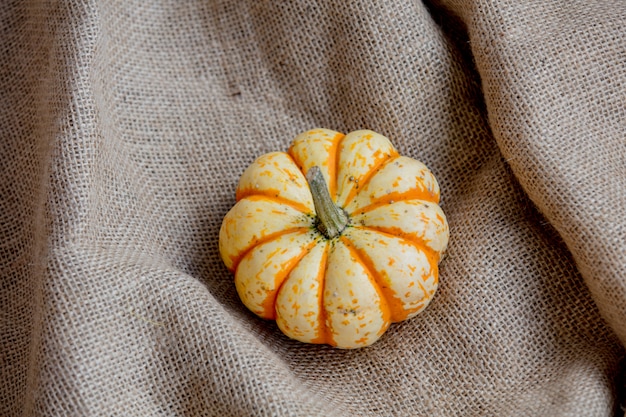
left=330, top=132, right=346, bottom=202
left=287, top=132, right=344, bottom=202
left=265, top=238, right=320, bottom=320
left=356, top=226, right=440, bottom=274
left=346, top=227, right=438, bottom=321
left=348, top=196, right=439, bottom=217
left=287, top=147, right=305, bottom=174
left=337, top=237, right=392, bottom=333
left=235, top=191, right=312, bottom=214
left=356, top=225, right=441, bottom=271
left=230, top=227, right=312, bottom=272
left=338, top=152, right=399, bottom=208
left=340, top=235, right=412, bottom=323
left=313, top=242, right=332, bottom=345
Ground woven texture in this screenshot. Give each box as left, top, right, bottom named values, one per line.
left=2, top=1, right=625, bottom=416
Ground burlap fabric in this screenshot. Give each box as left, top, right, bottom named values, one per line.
left=2, top=1, right=625, bottom=416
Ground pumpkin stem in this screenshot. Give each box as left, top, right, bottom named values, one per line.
left=306, top=166, right=349, bottom=239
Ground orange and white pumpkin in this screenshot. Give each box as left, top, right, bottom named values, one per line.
left=219, top=129, right=449, bottom=348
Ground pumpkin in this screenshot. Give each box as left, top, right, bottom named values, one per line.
left=219, top=129, right=449, bottom=348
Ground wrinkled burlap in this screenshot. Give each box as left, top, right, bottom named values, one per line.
left=2, top=1, right=625, bottom=416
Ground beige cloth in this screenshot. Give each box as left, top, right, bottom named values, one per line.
left=2, top=1, right=625, bottom=416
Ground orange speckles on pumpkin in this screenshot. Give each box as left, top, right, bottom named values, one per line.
left=354, top=336, right=369, bottom=345
left=354, top=153, right=368, bottom=167
left=291, top=302, right=301, bottom=315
